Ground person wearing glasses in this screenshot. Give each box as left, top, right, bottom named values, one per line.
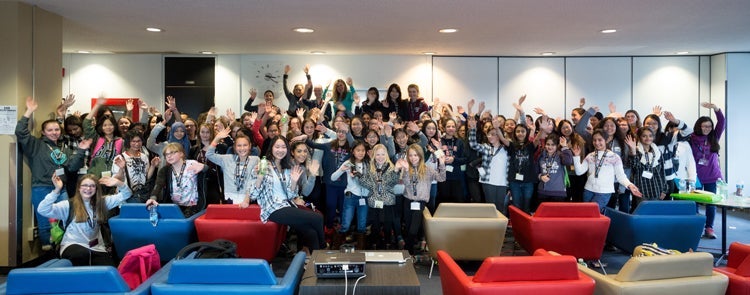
left=145, top=143, right=207, bottom=217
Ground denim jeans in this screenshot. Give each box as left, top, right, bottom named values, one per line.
left=325, top=185, right=346, bottom=227
left=482, top=184, right=508, bottom=217
left=509, top=181, right=534, bottom=213
left=700, top=182, right=717, bottom=229
left=339, top=193, right=368, bottom=233
left=582, top=189, right=611, bottom=213
left=32, top=186, right=68, bottom=246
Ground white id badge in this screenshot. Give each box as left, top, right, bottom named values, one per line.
left=78, top=166, right=88, bottom=175
left=374, top=200, right=384, bottom=209
left=445, top=165, right=454, bottom=172
left=101, top=171, right=112, bottom=178
left=460, top=164, right=466, bottom=172
left=410, top=201, right=421, bottom=211
left=515, top=173, right=524, bottom=181
left=55, top=168, right=65, bottom=176
left=477, top=167, right=487, bottom=177
left=698, top=158, right=708, bottom=166
left=642, top=171, right=653, bottom=179
left=359, top=198, right=366, bottom=206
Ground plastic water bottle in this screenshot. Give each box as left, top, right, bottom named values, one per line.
left=149, top=205, right=158, bottom=227
left=717, top=178, right=729, bottom=203
left=259, top=156, right=268, bottom=176
left=736, top=181, right=744, bottom=197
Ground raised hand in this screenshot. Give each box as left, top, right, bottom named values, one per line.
left=609, top=101, right=616, bottom=114
left=456, top=105, right=465, bottom=114
left=226, top=108, right=236, bottom=120
left=139, top=100, right=149, bottom=110
left=99, top=176, right=123, bottom=187
left=559, top=136, right=568, bottom=148
left=389, top=112, right=398, bottom=121
left=291, top=134, right=308, bottom=143
left=571, top=144, right=581, bottom=156
left=291, top=165, right=304, bottom=182
left=467, top=116, right=477, bottom=129
left=78, top=138, right=93, bottom=150
left=163, top=109, right=173, bottom=122
left=518, top=94, right=527, bottom=105
left=512, top=102, right=523, bottom=112
left=207, top=106, right=217, bottom=118
left=114, top=155, right=126, bottom=169
left=150, top=156, right=160, bottom=167
left=249, top=88, right=257, bottom=100
left=284, top=65, right=291, bottom=74
left=166, top=96, right=177, bottom=110
left=477, top=101, right=486, bottom=115
left=346, top=77, right=353, bottom=86
left=652, top=105, right=663, bottom=117
left=664, top=111, right=677, bottom=123
left=304, top=64, right=310, bottom=74
left=384, top=123, right=393, bottom=137
left=63, top=94, right=76, bottom=108
left=624, top=134, right=637, bottom=151
left=96, top=94, right=107, bottom=106
left=579, top=97, right=586, bottom=108
left=467, top=99, right=475, bottom=115
left=353, top=93, right=361, bottom=105
left=214, top=128, right=231, bottom=141
left=148, top=106, right=159, bottom=116
left=126, top=99, right=134, bottom=112
left=185, top=162, right=205, bottom=174
left=701, top=101, right=717, bottom=110
left=533, top=107, right=546, bottom=116
left=51, top=175, right=63, bottom=191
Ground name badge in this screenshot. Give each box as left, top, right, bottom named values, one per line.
left=445, top=165, right=454, bottom=172
left=410, top=201, right=421, bottom=211
left=698, top=158, right=708, bottom=166
left=78, top=166, right=88, bottom=175
left=101, top=171, right=112, bottom=178
left=55, top=168, right=65, bottom=176
left=374, top=200, right=384, bottom=209
left=359, top=198, right=366, bottom=206
left=515, top=173, right=524, bottom=181
left=642, top=171, right=653, bottom=179
left=460, top=164, right=466, bottom=172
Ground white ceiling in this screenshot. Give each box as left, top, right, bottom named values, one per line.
left=23, top=0, right=750, bottom=56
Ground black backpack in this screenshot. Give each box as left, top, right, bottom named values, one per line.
left=175, top=239, right=238, bottom=259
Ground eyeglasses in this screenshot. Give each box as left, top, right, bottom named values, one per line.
left=164, top=151, right=179, bottom=157
left=80, top=184, right=97, bottom=188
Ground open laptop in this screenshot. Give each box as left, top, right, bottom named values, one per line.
left=364, top=251, right=407, bottom=263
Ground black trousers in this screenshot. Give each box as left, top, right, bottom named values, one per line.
left=269, top=206, right=326, bottom=250
left=368, top=205, right=396, bottom=247
left=401, top=200, right=426, bottom=254
left=61, top=244, right=114, bottom=266
left=438, top=179, right=464, bottom=205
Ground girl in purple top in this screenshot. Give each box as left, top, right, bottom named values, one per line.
left=689, top=102, right=724, bottom=239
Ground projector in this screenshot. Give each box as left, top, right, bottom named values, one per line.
left=314, top=252, right=366, bottom=278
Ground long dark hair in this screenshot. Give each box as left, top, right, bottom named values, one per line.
left=95, top=115, right=121, bottom=138
left=693, top=116, right=720, bottom=153
left=596, top=117, right=625, bottom=151
left=264, top=136, right=292, bottom=169
left=643, top=114, right=666, bottom=144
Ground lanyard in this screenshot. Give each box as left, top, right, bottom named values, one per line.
left=376, top=162, right=389, bottom=195
left=47, top=143, right=67, bottom=166
left=234, top=155, right=250, bottom=191
left=643, top=149, right=654, bottom=168
left=411, top=172, right=418, bottom=197
left=172, top=162, right=186, bottom=188
left=543, top=152, right=556, bottom=174
left=594, top=151, right=608, bottom=178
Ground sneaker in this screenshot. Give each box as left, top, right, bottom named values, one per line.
left=41, top=245, right=53, bottom=251
left=703, top=228, right=717, bottom=239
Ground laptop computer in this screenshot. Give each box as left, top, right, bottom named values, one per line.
left=364, top=251, right=407, bottom=263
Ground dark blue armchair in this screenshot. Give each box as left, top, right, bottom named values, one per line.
left=604, top=200, right=705, bottom=253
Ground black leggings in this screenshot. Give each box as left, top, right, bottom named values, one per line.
left=269, top=206, right=326, bottom=250
left=61, top=244, right=114, bottom=266
left=369, top=205, right=396, bottom=247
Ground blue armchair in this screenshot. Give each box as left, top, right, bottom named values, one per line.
left=0, top=258, right=172, bottom=295
left=604, top=200, right=705, bottom=253
left=109, top=204, right=204, bottom=261
left=150, top=251, right=306, bottom=295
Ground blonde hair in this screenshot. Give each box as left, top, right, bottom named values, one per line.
left=162, top=142, right=186, bottom=161
left=369, top=144, right=394, bottom=175
left=406, top=144, right=427, bottom=180
left=70, top=174, right=107, bottom=224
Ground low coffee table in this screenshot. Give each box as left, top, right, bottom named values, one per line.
left=299, top=250, right=420, bottom=295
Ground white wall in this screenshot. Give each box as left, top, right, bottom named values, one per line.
left=432, top=57, right=497, bottom=115
left=632, top=56, right=701, bottom=128
left=498, top=58, right=565, bottom=119
left=566, top=57, right=632, bottom=117
left=725, top=53, right=750, bottom=187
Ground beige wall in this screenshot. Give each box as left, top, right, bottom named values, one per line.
left=0, top=2, right=61, bottom=266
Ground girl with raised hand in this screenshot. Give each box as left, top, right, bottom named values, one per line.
left=251, top=136, right=326, bottom=253
left=507, top=123, right=538, bottom=214
left=306, top=125, right=351, bottom=227
left=624, top=127, right=668, bottom=209
left=37, top=174, right=131, bottom=266
left=380, top=84, right=400, bottom=121
left=690, top=102, right=725, bottom=239
left=557, top=119, right=587, bottom=202
left=362, top=144, right=403, bottom=249
left=85, top=97, right=124, bottom=179
left=399, top=144, right=445, bottom=254
left=17, top=96, right=91, bottom=251
left=191, top=123, right=224, bottom=205
left=421, top=120, right=443, bottom=212
left=206, top=127, right=259, bottom=206
left=437, top=118, right=467, bottom=203
left=146, top=143, right=207, bottom=217
left=147, top=98, right=190, bottom=168
left=537, top=134, right=574, bottom=202
left=112, top=130, right=159, bottom=203
left=468, top=115, right=510, bottom=215
left=330, top=140, right=370, bottom=249
left=597, top=117, right=631, bottom=212
left=572, top=130, right=642, bottom=212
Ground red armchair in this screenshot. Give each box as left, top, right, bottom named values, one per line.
left=437, top=249, right=595, bottom=295
left=509, top=203, right=610, bottom=263
left=194, top=204, right=286, bottom=261
left=715, top=242, right=750, bottom=295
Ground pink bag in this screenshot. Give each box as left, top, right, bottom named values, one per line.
left=118, top=244, right=161, bottom=290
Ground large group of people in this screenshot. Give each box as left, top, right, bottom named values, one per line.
left=17, top=64, right=725, bottom=266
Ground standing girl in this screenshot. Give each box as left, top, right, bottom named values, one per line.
left=362, top=144, right=402, bottom=249
left=438, top=119, right=467, bottom=203
left=468, top=116, right=510, bottom=215
left=537, top=134, right=574, bottom=202
left=306, top=126, right=350, bottom=227
left=112, top=130, right=159, bottom=203
left=399, top=144, right=445, bottom=254
left=507, top=124, right=537, bottom=213
left=207, top=129, right=259, bottom=206
left=624, top=127, right=668, bottom=209
left=572, top=130, right=642, bottom=211
left=330, top=140, right=370, bottom=249
left=690, top=102, right=724, bottom=239
left=85, top=98, right=123, bottom=179
left=146, top=143, right=207, bottom=217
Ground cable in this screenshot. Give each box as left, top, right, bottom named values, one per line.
left=343, top=264, right=349, bottom=295
left=352, top=274, right=367, bottom=295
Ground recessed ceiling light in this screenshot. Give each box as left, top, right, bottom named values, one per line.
left=146, top=27, right=163, bottom=32
left=293, top=28, right=315, bottom=33
left=600, top=29, right=617, bottom=34
left=310, top=50, right=326, bottom=55
left=199, top=51, right=214, bottom=55
left=439, top=28, right=458, bottom=33
left=422, top=52, right=436, bottom=55
left=540, top=52, right=556, bottom=56
left=77, top=50, right=92, bottom=54
left=675, top=51, right=690, bottom=55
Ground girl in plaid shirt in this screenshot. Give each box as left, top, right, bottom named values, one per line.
left=625, top=127, right=668, bottom=209
left=467, top=116, right=510, bottom=216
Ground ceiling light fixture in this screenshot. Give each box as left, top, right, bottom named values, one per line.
left=438, top=28, right=458, bottom=33
left=676, top=51, right=690, bottom=55
left=540, top=52, right=556, bottom=56
left=199, top=51, right=214, bottom=54
left=422, top=52, right=436, bottom=55
left=293, top=28, right=315, bottom=33
left=310, top=50, right=326, bottom=55
left=77, top=50, right=92, bottom=54
left=146, top=27, right=163, bottom=32
left=600, top=29, right=617, bottom=34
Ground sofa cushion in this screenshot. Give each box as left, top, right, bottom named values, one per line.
left=433, top=203, right=501, bottom=218
left=534, top=203, right=600, bottom=218
left=735, top=255, right=750, bottom=276
left=615, top=252, right=714, bottom=282
left=472, top=256, right=579, bottom=283
left=119, top=203, right=186, bottom=219
left=167, top=259, right=277, bottom=285
left=203, top=204, right=262, bottom=220
left=632, top=200, right=697, bottom=216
